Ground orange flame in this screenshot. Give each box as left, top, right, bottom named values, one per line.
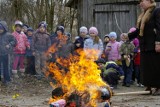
left=47, top=36, right=111, bottom=106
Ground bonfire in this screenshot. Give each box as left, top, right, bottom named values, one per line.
left=46, top=35, right=112, bottom=107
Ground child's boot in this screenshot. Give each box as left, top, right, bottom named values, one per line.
left=20, top=69, right=25, bottom=77
left=12, top=70, right=19, bottom=78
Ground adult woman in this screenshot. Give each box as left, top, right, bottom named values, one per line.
left=128, top=0, right=160, bottom=95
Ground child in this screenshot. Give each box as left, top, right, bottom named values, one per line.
left=120, top=33, right=135, bottom=87
left=129, top=27, right=143, bottom=87
left=12, top=20, right=30, bottom=78
left=74, top=26, right=89, bottom=50
left=84, top=27, right=103, bottom=59
left=25, top=27, right=36, bottom=75
left=32, top=21, right=51, bottom=79
left=95, top=58, right=123, bottom=89
left=0, top=20, right=16, bottom=85
left=119, top=33, right=126, bottom=46
left=102, top=34, right=110, bottom=61
left=105, top=32, right=121, bottom=62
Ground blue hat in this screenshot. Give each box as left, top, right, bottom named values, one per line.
left=23, top=24, right=29, bottom=29
left=109, top=32, right=117, bottom=39
left=27, top=27, right=34, bottom=32
left=38, top=21, right=47, bottom=28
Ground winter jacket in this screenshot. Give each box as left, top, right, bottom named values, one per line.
left=84, top=37, right=103, bottom=58
left=74, top=36, right=89, bottom=50
left=105, top=41, right=121, bottom=61
left=12, top=31, right=29, bottom=54
left=120, top=41, right=135, bottom=60
left=134, top=49, right=140, bottom=65
left=26, top=36, right=33, bottom=56
left=32, top=31, right=51, bottom=52
left=0, top=21, right=16, bottom=56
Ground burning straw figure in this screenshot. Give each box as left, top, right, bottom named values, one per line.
left=48, top=48, right=112, bottom=107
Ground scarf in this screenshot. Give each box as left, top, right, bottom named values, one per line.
left=137, top=2, right=156, bottom=36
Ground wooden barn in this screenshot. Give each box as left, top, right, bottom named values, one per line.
left=66, top=0, right=160, bottom=38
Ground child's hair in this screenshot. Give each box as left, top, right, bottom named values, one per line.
left=94, top=36, right=100, bottom=44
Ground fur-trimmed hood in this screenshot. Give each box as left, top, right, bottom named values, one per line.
left=137, top=2, right=156, bottom=36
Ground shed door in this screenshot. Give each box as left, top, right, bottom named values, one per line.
left=94, top=4, right=137, bottom=39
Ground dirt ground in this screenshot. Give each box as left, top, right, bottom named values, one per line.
left=0, top=76, right=160, bottom=107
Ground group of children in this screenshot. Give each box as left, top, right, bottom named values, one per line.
left=75, top=26, right=143, bottom=88
left=0, top=19, right=142, bottom=90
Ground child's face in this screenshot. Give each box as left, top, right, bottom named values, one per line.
left=104, top=37, right=110, bottom=42
left=15, top=25, right=22, bottom=32
left=57, top=30, right=63, bottom=36
left=97, top=63, right=104, bottom=69
left=80, top=32, right=87, bottom=37
left=39, top=26, right=46, bottom=33
left=90, top=33, right=96, bottom=38
left=22, top=28, right=28, bottom=33
left=110, top=36, right=116, bottom=42
left=27, top=31, right=33, bottom=36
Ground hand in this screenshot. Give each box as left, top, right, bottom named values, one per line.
left=27, top=46, right=30, bottom=50
left=6, top=45, right=10, bottom=49
left=123, top=55, right=128, bottom=59
left=155, top=44, right=160, bottom=52
left=48, top=53, right=52, bottom=59
left=32, top=52, right=36, bottom=56
left=106, top=46, right=111, bottom=51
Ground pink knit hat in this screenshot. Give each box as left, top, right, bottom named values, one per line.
left=129, top=27, right=136, bottom=33
left=89, top=27, right=98, bottom=35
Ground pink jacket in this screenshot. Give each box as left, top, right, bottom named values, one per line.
left=12, top=31, right=30, bottom=54
left=105, top=41, right=121, bottom=61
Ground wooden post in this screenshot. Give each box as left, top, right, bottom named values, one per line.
left=113, top=91, right=150, bottom=96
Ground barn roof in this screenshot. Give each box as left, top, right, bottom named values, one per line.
left=66, top=0, right=160, bottom=7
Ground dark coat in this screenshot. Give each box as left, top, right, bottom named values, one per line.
left=26, top=36, right=33, bottom=56
left=74, top=36, right=88, bottom=50
left=128, top=8, right=160, bottom=88
left=32, top=31, right=51, bottom=52
left=0, top=21, right=16, bottom=56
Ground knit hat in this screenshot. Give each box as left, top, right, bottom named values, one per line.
left=38, top=21, right=47, bottom=28
left=15, top=20, right=23, bottom=27
left=89, top=27, right=98, bottom=35
left=56, top=26, right=64, bottom=34
left=95, top=58, right=106, bottom=64
left=23, top=24, right=29, bottom=29
left=109, top=32, right=117, bottom=39
left=80, top=26, right=88, bottom=34
left=65, top=32, right=71, bottom=38
left=104, top=34, right=109, bottom=39
left=27, top=27, right=34, bottom=32
left=129, top=27, right=136, bottom=33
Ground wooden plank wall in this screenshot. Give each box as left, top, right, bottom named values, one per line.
left=94, top=3, right=137, bottom=39
left=76, top=0, right=160, bottom=38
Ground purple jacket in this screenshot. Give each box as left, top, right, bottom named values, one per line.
left=105, top=41, right=121, bottom=61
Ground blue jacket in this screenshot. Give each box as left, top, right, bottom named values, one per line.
left=26, top=36, right=33, bottom=56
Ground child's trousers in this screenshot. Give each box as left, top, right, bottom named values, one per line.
left=12, top=54, right=25, bottom=74
left=0, top=55, right=11, bottom=83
